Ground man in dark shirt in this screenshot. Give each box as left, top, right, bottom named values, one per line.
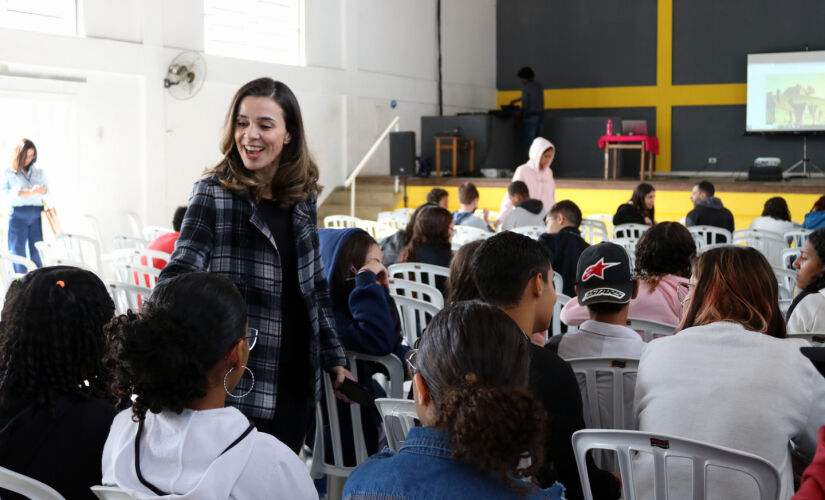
left=685, top=180, right=735, bottom=240
left=538, top=200, right=590, bottom=298
left=510, top=66, right=545, bottom=155
left=472, top=232, right=619, bottom=500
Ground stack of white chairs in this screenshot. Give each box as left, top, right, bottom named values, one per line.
left=613, top=223, right=648, bottom=240
left=784, top=228, right=811, bottom=249
left=388, top=263, right=447, bottom=346
left=451, top=225, right=490, bottom=251
left=579, top=219, right=609, bottom=244
left=103, top=248, right=171, bottom=289
left=392, top=294, right=441, bottom=347
left=688, top=225, right=732, bottom=249
left=387, top=277, right=444, bottom=308
left=324, top=215, right=360, bottom=229
left=52, top=233, right=103, bottom=273
left=733, top=229, right=787, bottom=268
left=509, top=225, right=545, bottom=240
left=627, top=318, right=677, bottom=343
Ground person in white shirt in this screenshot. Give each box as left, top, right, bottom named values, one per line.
left=788, top=227, right=825, bottom=333
left=102, top=272, right=317, bottom=500
left=749, top=196, right=799, bottom=236
left=498, top=181, right=547, bottom=231
left=452, top=182, right=491, bottom=231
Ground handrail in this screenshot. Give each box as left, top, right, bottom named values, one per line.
left=346, top=116, right=401, bottom=217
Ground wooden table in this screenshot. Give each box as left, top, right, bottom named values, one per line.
left=598, top=135, right=659, bottom=180
left=435, top=136, right=475, bottom=177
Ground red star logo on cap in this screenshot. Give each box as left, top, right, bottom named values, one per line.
left=581, top=257, right=620, bottom=282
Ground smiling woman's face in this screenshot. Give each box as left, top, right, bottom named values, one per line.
left=233, top=96, right=291, bottom=177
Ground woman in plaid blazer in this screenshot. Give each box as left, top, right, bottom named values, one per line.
left=159, top=78, right=351, bottom=453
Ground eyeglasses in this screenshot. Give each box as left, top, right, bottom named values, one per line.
left=677, top=282, right=696, bottom=305
left=244, top=327, right=258, bottom=351
left=405, top=349, right=419, bottom=375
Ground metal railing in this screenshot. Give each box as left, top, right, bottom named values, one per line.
left=345, top=116, right=401, bottom=217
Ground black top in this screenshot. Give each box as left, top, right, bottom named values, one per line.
left=257, top=199, right=313, bottom=400
left=0, top=396, right=117, bottom=500
left=613, top=203, right=647, bottom=226
left=410, top=244, right=452, bottom=294
left=538, top=227, right=590, bottom=297
left=528, top=344, right=620, bottom=499
left=685, top=198, right=735, bottom=235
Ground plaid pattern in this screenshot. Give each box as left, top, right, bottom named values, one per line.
left=158, top=175, right=347, bottom=420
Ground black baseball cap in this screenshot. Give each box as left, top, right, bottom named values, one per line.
left=576, top=242, right=634, bottom=306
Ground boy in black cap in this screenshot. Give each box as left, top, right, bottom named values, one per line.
left=549, top=242, right=643, bottom=359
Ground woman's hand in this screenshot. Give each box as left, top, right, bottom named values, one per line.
left=330, top=365, right=356, bottom=403
left=644, top=216, right=653, bottom=226
left=360, top=258, right=389, bottom=288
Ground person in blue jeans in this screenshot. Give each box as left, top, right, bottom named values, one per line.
left=343, top=300, right=565, bottom=500
left=3, top=139, right=48, bottom=272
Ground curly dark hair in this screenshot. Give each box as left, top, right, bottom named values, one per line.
left=446, top=239, right=483, bottom=305
left=104, top=272, right=247, bottom=419
left=0, top=266, right=115, bottom=417
left=418, top=300, right=546, bottom=494
left=634, top=222, right=696, bottom=291
left=399, top=205, right=452, bottom=262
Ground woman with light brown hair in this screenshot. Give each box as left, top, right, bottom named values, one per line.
left=3, top=139, right=48, bottom=271
left=159, top=78, right=352, bottom=453
left=634, top=246, right=825, bottom=499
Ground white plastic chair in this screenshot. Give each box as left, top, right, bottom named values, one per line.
left=626, top=318, right=677, bottom=343
left=787, top=332, right=825, bottom=345
left=394, top=208, right=415, bottom=216
left=388, top=263, right=449, bottom=292
left=553, top=271, right=563, bottom=294
left=773, top=267, right=797, bottom=299
left=374, top=398, right=418, bottom=453
left=142, top=225, right=173, bottom=242
left=310, top=351, right=404, bottom=500
left=393, top=294, right=441, bottom=347
left=567, top=357, right=639, bottom=430
left=123, top=211, right=143, bottom=239
left=733, top=229, right=788, bottom=268
left=572, top=429, right=781, bottom=500
left=474, top=209, right=499, bottom=223
left=104, top=248, right=171, bottom=282
left=781, top=248, right=800, bottom=270
left=779, top=299, right=793, bottom=316
left=377, top=211, right=410, bottom=231
left=688, top=225, right=733, bottom=248
left=613, top=223, right=649, bottom=240
left=612, top=237, right=639, bottom=270
left=324, top=215, right=360, bottom=229
left=0, top=465, right=65, bottom=499
left=387, top=277, right=444, bottom=308
left=451, top=225, right=490, bottom=251
left=91, top=485, right=134, bottom=499
left=112, top=235, right=148, bottom=250
left=82, top=214, right=105, bottom=250
left=0, top=253, right=37, bottom=312
left=784, top=228, right=811, bottom=248
left=112, top=264, right=162, bottom=289
left=585, top=214, right=613, bottom=238
left=355, top=219, right=394, bottom=240
left=508, top=225, right=545, bottom=240
left=551, top=292, right=571, bottom=338
left=53, top=233, right=103, bottom=272
left=106, top=281, right=151, bottom=315
left=696, top=242, right=734, bottom=255
left=580, top=220, right=609, bottom=244
left=34, top=240, right=67, bottom=266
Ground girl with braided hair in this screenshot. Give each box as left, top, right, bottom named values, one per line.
left=788, top=228, right=825, bottom=333
left=0, top=266, right=117, bottom=499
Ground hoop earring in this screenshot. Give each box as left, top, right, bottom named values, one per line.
left=224, top=366, right=255, bottom=399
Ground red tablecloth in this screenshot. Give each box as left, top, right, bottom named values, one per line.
left=598, top=135, right=659, bottom=155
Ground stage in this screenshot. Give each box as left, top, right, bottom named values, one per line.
left=361, top=175, right=825, bottom=231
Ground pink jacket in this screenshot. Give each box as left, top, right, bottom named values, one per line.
left=560, top=274, right=687, bottom=327
left=500, top=137, right=556, bottom=221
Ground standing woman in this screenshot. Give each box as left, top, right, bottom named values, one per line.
left=159, top=78, right=351, bottom=453
left=3, top=139, right=48, bottom=271
left=613, top=182, right=655, bottom=226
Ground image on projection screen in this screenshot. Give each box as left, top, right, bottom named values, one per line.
left=747, top=50, right=825, bottom=133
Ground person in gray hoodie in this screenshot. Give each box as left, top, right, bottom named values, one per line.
left=499, top=181, right=547, bottom=231
left=685, top=180, right=734, bottom=234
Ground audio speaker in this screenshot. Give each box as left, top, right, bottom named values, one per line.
left=747, top=166, right=783, bottom=182
left=390, top=131, right=415, bottom=177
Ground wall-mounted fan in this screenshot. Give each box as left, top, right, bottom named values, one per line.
left=163, top=51, right=206, bottom=100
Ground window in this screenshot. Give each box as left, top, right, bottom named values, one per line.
left=0, top=0, right=76, bottom=36
left=204, top=0, right=305, bottom=66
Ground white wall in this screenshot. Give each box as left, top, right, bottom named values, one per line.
left=0, top=0, right=496, bottom=246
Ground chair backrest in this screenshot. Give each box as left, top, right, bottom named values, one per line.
left=388, top=262, right=449, bottom=291
left=91, top=485, right=135, bottom=499
left=474, top=209, right=499, bottom=222
left=612, top=237, right=639, bottom=270
left=394, top=207, right=415, bottom=216
left=779, top=298, right=793, bottom=316
left=579, top=220, right=609, bottom=244
left=392, top=294, right=441, bottom=346
left=355, top=219, right=394, bottom=240
left=112, top=235, right=148, bottom=250
left=0, top=253, right=37, bottom=312
left=566, top=358, right=639, bottom=430
left=387, top=277, right=444, bottom=308
left=613, top=223, right=649, bottom=240
left=0, top=465, right=65, bottom=499
left=53, top=233, right=103, bottom=272
left=551, top=292, right=571, bottom=338
left=787, top=332, right=825, bottom=345
left=508, top=225, right=545, bottom=240
left=374, top=398, right=418, bottom=452
left=626, top=317, right=677, bottom=343
left=377, top=211, right=410, bottom=231
left=572, top=429, right=782, bottom=500
left=123, top=211, right=143, bottom=239
left=585, top=214, right=613, bottom=237
left=784, top=228, right=811, bottom=248
left=696, top=242, right=734, bottom=254
left=142, top=225, right=174, bottom=242
left=112, top=264, right=162, bottom=289
left=34, top=240, right=66, bottom=265
left=310, top=352, right=404, bottom=479
left=451, top=225, right=490, bottom=251
left=106, top=281, right=151, bottom=315
left=772, top=267, right=797, bottom=299
left=553, top=271, right=563, bottom=295
left=688, top=225, right=733, bottom=247
left=732, top=229, right=788, bottom=267
left=781, top=247, right=800, bottom=270
left=324, top=215, right=360, bottom=229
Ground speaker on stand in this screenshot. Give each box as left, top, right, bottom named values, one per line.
left=390, top=131, right=416, bottom=208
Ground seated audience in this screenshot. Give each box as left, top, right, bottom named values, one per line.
left=561, top=222, right=694, bottom=327
left=613, top=182, right=655, bottom=226
left=500, top=137, right=556, bottom=223
left=399, top=205, right=453, bottom=293
left=343, top=300, right=563, bottom=500
left=499, top=181, right=547, bottom=230
left=750, top=196, right=798, bottom=235
left=685, top=180, right=734, bottom=233
left=0, top=266, right=117, bottom=500
left=445, top=239, right=484, bottom=305
left=426, top=187, right=449, bottom=209
left=795, top=347, right=825, bottom=500
left=452, top=182, right=491, bottom=231
left=804, top=196, right=825, bottom=231
left=147, top=206, right=187, bottom=259
left=538, top=200, right=589, bottom=298
left=635, top=246, right=825, bottom=499
left=379, top=202, right=432, bottom=267
left=318, top=228, right=406, bottom=461
left=102, top=272, right=316, bottom=499
left=548, top=242, right=642, bottom=359
left=472, top=232, right=620, bottom=499
left=788, top=228, right=825, bottom=333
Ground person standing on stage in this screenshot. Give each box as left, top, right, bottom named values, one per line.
left=499, top=137, right=556, bottom=226
left=3, top=139, right=48, bottom=271
left=510, top=66, right=545, bottom=154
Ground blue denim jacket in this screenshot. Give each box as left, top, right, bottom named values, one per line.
left=343, top=427, right=565, bottom=500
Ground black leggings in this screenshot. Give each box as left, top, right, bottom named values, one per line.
left=252, top=393, right=313, bottom=454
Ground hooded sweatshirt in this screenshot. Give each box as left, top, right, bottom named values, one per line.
left=499, top=199, right=547, bottom=231
left=804, top=211, right=825, bottom=231
left=500, top=137, right=556, bottom=221
left=101, top=407, right=316, bottom=499
left=685, top=196, right=735, bottom=233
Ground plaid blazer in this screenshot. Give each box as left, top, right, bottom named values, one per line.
left=158, top=174, right=347, bottom=420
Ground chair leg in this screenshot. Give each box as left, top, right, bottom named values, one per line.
left=326, top=475, right=346, bottom=500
